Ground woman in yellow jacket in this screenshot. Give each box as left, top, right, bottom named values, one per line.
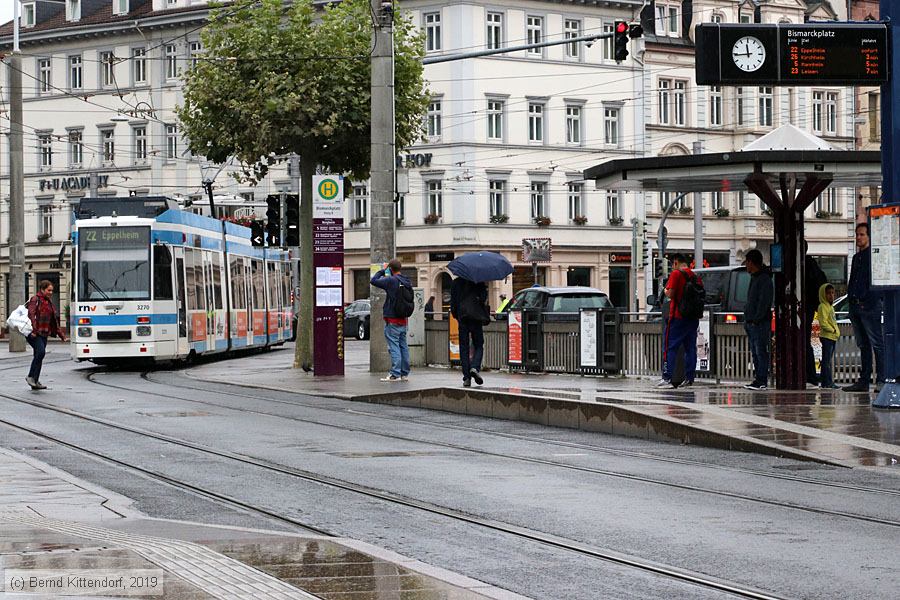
left=818, top=283, right=840, bottom=389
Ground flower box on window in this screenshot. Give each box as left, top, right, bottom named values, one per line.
left=349, top=216, right=367, bottom=227
left=533, top=215, right=551, bottom=226
left=37, top=233, right=51, bottom=242
left=572, top=215, right=588, bottom=225
left=677, top=205, right=693, bottom=215
left=761, top=207, right=774, bottom=217
left=608, top=216, right=623, bottom=226
left=713, top=207, right=730, bottom=218
left=424, top=213, right=441, bottom=225
left=489, top=214, right=509, bottom=224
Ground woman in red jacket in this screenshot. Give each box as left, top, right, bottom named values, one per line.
left=26, top=280, right=67, bottom=390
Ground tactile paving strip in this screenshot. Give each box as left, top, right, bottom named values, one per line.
left=0, top=510, right=319, bottom=600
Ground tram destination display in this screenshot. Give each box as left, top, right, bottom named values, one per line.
left=79, top=226, right=150, bottom=250
left=696, top=23, right=888, bottom=86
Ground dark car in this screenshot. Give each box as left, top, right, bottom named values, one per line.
left=343, top=299, right=370, bottom=339
left=648, top=266, right=751, bottom=321
left=498, top=286, right=614, bottom=320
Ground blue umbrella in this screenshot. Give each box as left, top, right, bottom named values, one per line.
left=447, top=252, right=513, bottom=283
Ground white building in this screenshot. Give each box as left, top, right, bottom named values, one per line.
left=0, top=0, right=866, bottom=323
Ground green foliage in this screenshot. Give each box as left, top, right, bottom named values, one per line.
left=177, top=0, right=429, bottom=183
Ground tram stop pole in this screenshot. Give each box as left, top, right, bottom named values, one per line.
left=874, top=0, right=900, bottom=408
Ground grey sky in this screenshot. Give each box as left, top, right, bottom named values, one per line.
left=1, top=5, right=14, bottom=26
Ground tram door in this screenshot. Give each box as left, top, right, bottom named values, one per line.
left=201, top=252, right=217, bottom=352
left=173, top=247, right=189, bottom=356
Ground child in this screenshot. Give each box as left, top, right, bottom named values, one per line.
left=817, top=283, right=839, bottom=389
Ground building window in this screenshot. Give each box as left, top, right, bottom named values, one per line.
left=758, top=86, right=773, bottom=127
left=710, top=12, right=723, bottom=24
left=40, top=205, right=53, bottom=238
left=425, top=12, right=441, bottom=52
left=526, top=16, right=543, bottom=56
left=38, top=59, right=52, bottom=95
left=739, top=11, right=752, bottom=24
left=353, top=185, right=368, bottom=224
left=189, top=41, right=203, bottom=69
left=736, top=87, right=745, bottom=126
left=606, top=190, right=621, bottom=221
left=825, top=92, right=838, bottom=135
left=660, top=191, right=683, bottom=211
left=711, top=192, right=724, bottom=213
left=528, top=102, right=544, bottom=142
left=530, top=182, right=546, bottom=219
left=114, top=0, right=130, bottom=15
left=100, top=129, right=115, bottom=164
left=396, top=193, right=405, bottom=222
left=133, top=126, right=147, bottom=164
left=23, top=3, right=36, bottom=27
left=165, top=44, right=179, bottom=80
left=816, top=188, right=839, bottom=215
left=738, top=192, right=746, bottom=212
left=709, top=86, right=722, bottom=127
left=166, top=124, right=178, bottom=160
left=868, top=92, right=880, bottom=141
left=656, top=2, right=680, bottom=37
left=100, top=51, right=115, bottom=88
left=132, top=47, right=147, bottom=84
left=564, top=19, right=581, bottom=59
left=812, top=91, right=824, bottom=133
left=658, top=79, right=671, bottom=125
left=426, top=100, right=442, bottom=139
left=67, top=0, right=81, bottom=22
left=567, top=183, right=583, bottom=222
left=486, top=12, right=503, bottom=50
left=69, top=55, right=83, bottom=90
left=489, top=180, right=505, bottom=218
left=565, top=105, right=582, bottom=145
left=487, top=99, right=504, bottom=141
left=38, top=134, right=53, bottom=170
left=673, top=80, right=686, bottom=126
left=602, top=23, right=615, bottom=60
left=68, top=130, right=83, bottom=167
left=604, top=107, right=620, bottom=145
left=427, top=181, right=443, bottom=219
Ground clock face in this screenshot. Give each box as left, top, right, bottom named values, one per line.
left=731, top=36, right=766, bottom=72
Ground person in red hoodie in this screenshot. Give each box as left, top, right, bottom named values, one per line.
left=657, top=254, right=701, bottom=389
left=26, top=280, right=67, bottom=390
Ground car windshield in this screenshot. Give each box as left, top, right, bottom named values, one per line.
left=548, top=294, right=612, bottom=312
left=78, top=226, right=151, bottom=301
left=698, top=271, right=730, bottom=307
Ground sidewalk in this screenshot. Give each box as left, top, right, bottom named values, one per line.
left=0, top=447, right=526, bottom=599
left=186, top=343, right=900, bottom=469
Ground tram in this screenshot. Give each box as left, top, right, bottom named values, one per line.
left=70, top=197, right=292, bottom=363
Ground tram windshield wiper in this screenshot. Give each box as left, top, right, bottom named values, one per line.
left=85, top=276, right=110, bottom=301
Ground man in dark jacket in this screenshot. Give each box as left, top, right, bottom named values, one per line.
left=803, top=242, right=828, bottom=386
left=370, top=259, right=411, bottom=382
left=743, top=249, right=774, bottom=390
left=843, top=223, right=885, bottom=393
left=450, top=276, right=488, bottom=387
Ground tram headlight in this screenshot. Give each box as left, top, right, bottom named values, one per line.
left=77, top=327, right=92, bottom=337
left=136, top=326, right=152, bottom=336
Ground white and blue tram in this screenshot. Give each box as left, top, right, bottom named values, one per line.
left=70, top=197, right=292, bottom=363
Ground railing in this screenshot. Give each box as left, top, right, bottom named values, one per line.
left=424, top=311, right=865, bottom=384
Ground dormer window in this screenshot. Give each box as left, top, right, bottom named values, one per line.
left=67, top=0, right=82, bottom=22
left=113, top=0, right=130, bottom=16
left=23, top=3, right=36, bottom=28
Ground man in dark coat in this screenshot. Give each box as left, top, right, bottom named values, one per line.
left=450, top=276, right=488, bottom=387
left=843, top=223, right=885, bottom=393
left=743, top=250, right=774, bottom=391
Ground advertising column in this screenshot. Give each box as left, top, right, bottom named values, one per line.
left=313, top=175, right=344, bottom=376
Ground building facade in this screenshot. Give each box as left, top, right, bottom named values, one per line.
left=0, top=0, right=871, bottom=325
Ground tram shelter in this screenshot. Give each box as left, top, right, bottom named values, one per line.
left=585, top=125, right=881, bottom=391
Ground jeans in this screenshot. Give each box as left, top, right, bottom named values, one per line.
left=848, top=302, right=885, bottom=385
left=383, top=322, right=410, bottom=378
left=663, top=318, right=699, bottom=382
left=458, top=320, right=485, bottom=381
left=820, top=338, right=836, bottom=388
left=26, top=335, right=47, bottom=382
left=744, top=321, right=770, bottom=385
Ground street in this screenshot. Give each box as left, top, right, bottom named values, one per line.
left=1, top=342, right=898, bottom=599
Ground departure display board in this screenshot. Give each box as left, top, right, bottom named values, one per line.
left=696, top=23, right=888, bottom=86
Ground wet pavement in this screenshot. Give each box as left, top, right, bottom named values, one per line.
left=186, top=343, right=900, bottom=469
left=0, top=447, right=527, bottom=599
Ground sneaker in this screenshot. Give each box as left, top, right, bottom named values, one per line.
left=462, top=378, right=471, bottom=388
left=25, top=377, right=38, bottom=390
left=656, top=379, right=675, bottom=389
left=470, top=369, right=483, bottom=386
left=744, top=382, right=767, bottom=391
left=680, top=380, right=694, bottom=388
left=400, top=375, right=410, bottom=382
left=33, top=381, right=47, bottom=390
left=842, top=382, right=869, bottom=392
left=380, top=375, right=401, bottom=383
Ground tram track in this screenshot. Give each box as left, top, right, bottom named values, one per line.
left=0, top=388, right=791, bottom=600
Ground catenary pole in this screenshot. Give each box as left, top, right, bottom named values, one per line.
left=874, top=0, right=900, bottom=408
left=369, top=0, right=395, bottom=372
left=7, top=3, right=26, bottom=352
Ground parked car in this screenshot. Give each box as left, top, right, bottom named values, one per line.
left=647, top=266, right=751, bottom=322
left=343, top=300, right=371, bottom=339
left=497, top=286, right=614, bottom=321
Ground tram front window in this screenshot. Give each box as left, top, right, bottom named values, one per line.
left=78, top=226, right=151, bottom=301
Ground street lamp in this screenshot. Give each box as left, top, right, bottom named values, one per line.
left=200, top=160, right=224, bottom=218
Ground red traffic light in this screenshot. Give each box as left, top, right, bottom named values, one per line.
left=616, top=22, right=628, bottom=34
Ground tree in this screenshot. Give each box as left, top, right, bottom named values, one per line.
left=177, top=0, right=428, bottom=371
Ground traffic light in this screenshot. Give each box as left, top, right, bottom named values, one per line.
left=654, top=257, right=668, bottom=282
left=284, top=194, right=300, bottom=247
left=628, top=23, right=643, bottom=39
left=265, top=194, right=281, bottom=247
left=614, top=21, right=629, bottom=62
left=641, top=223, right=651, bottom=267
left=250, top=220, right=265, bottom=248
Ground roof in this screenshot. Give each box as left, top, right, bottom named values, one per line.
left=741, top=124, right=834, bottom=151
left=523, top=287, right=606, bottom=295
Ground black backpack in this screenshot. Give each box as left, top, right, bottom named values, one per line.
left=393, top=282, right=415, bottom=318
left=678, top=270, right=706, bottom=320
left=458, top=282, right=491, bottom=325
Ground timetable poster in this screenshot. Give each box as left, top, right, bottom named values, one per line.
left=869, top=205, right=900, bottom=289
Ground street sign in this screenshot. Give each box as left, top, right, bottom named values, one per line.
left=522, top=238, right=552, bottom=262
left=696, top=23, right=888, bottom=86
left=313, top=174, right=345, bottom=376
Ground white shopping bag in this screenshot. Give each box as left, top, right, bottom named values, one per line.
left=6, top=304, right=33, bottom=337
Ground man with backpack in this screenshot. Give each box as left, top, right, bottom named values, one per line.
left=370, top=258, right=414, bottom=382
left=450, top=276, right=490, bottom=387
left=657, top=254, right=704, bottom=389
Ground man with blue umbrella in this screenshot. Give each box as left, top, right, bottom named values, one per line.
left=448, top=252, right=513, bottom=387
